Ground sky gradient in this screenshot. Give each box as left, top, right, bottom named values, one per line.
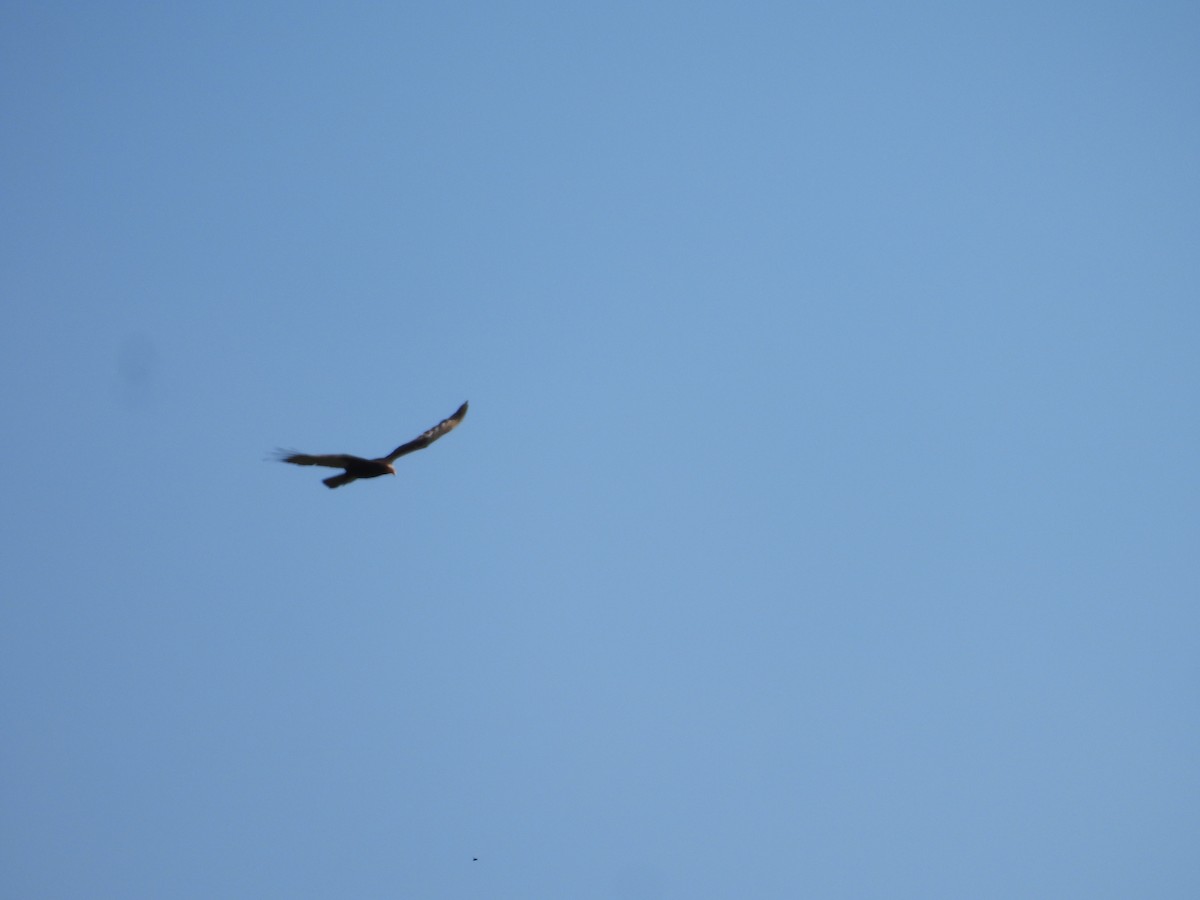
left=2, top=3, right=1198, bottom=897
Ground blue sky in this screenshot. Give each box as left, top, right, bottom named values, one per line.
left=2, top=2, right=1197, bottom=897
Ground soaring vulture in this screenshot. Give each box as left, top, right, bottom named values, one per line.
left=277, top=401, right=467, bottom=489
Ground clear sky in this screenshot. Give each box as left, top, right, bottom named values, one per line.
left=2, top=2, right=1197, bottom=897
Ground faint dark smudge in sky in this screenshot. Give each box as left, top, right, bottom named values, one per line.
left=116, top=334, right=159, bottom=410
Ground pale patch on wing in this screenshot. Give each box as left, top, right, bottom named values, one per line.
left=384, top=401, right=469, bottom=462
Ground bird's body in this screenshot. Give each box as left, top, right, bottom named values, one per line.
left=277, top=401, right=468, bottom=488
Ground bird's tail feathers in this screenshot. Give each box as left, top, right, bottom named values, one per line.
left=323, top=474, right=356, bottom=489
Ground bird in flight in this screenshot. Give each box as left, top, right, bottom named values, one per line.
left=276, top=401, right=468, bottom=489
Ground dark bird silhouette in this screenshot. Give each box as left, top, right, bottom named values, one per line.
left=277, top=401, right=468, bottom=489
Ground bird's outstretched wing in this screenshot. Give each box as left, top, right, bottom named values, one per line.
left=276, top=451, right=366, bottom=469
left=383, top=401, right=469, bottom=462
